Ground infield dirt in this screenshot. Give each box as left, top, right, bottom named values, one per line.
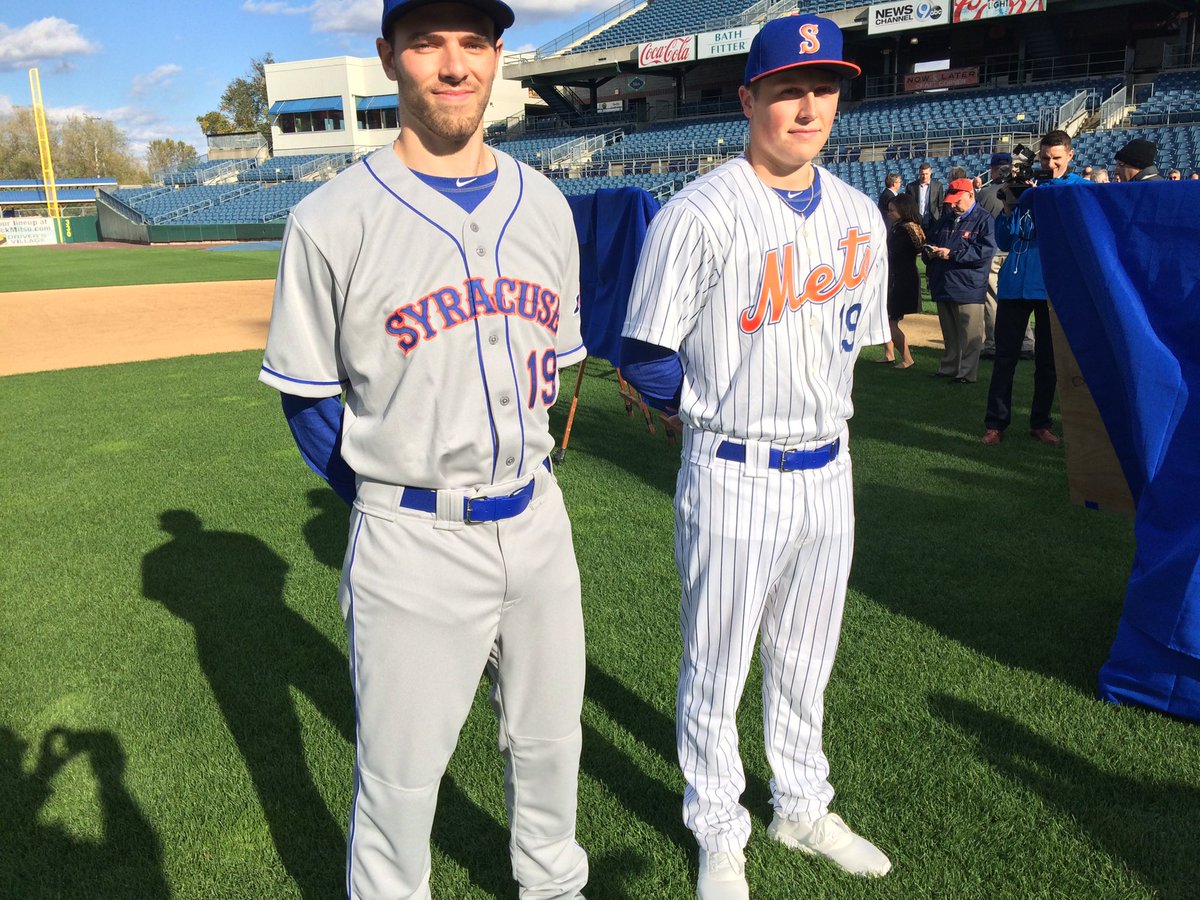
left=0, top=279, right=945, bottom=377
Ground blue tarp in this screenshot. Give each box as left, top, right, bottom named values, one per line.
left=1035, top=181, right=1200, bottom=722
left=268, top=96, right=343, bottom=116
left=0, top=189, right=99, bottom=203
left=566, top=187, right=660, bottom=367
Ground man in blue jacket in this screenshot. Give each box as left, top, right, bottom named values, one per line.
left=982, top=129, right=1089, bottom=445
left=924, top=178, right=997, bottom=384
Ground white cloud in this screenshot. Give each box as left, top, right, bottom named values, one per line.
left=309, top=0, right=378, bottom=34
left=0, top=94, right=13, bottom=115
left=0, top=17, right=99, bottom=72
left=242, top=0, right=311, bottom=15
left=131, top=64, right=184, bottom=97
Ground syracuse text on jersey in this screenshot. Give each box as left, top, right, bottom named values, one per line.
left=740, top=227, right=873, bottom=334
left=385, top=276, right=562, bottom=354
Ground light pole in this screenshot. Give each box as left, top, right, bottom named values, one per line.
left=84, top=115, right=103, bottom=176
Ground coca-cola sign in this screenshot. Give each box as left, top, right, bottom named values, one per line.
left=639, top=36, right=696, bottom=68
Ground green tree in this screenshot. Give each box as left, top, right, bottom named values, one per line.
left=0, top=107, right=52, bottom=180
left=58, top=116, right=147, bottom=182
left=197, top=53, right=274, bottom=149
left=195, top=110, right=233, bottom=137
left=146, top=139, right=199, bottom=177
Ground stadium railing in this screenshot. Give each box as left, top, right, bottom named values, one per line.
left=529, top=0, right=645, bottom=58
left=1097, top=84, right=1129, bottom=130
left=546, top=129, right=625, bottom=169
left=96, top=187, right=148, bottom=226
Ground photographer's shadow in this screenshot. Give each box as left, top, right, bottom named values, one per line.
left=142, top=510, right=354, bottom=898
left=0, top=726, right=169, bottom=898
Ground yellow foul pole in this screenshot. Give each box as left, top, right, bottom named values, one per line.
left=29, top=67, right=64, bottom=242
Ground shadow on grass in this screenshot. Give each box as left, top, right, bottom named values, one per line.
left=143, top=509, right=353, bottom=898
left=303, top=487, right=350, bottom=569
left=0, top=726, right=169, bottom=899
left=930, top=694, right=1200, bottom=900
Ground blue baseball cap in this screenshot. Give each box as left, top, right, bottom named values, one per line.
left=381, top=0, right=514, bottom=39
left=990, top=152, right=1012, bottom=166
left=744, top=14, right=861, bottom=85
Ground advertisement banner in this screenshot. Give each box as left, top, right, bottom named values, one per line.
left=0, top=217, right=58, bottom=247
left=638, top=35, right=697, bottom=69
left=904, top=66, right=981, bottom=91
left=868, top=0, right=949, bottom=35
left=697, top=25, right=761, bottom=60
left=952, top=0, right=1045, bottom=23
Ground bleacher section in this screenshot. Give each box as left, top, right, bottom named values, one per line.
left=239, top=153, right=352, bottom=182
left=1131, top=71, right=1200, bottom=126
left=163, top=158, right=254, bottom=186
left=564, top=0, right=865, bottom=56
left=551, top=172, right=687, bottom=197
left=1073, top=125, right=1200, bottom=175
left=172, top=182, right=324, bottom=224
left=832, top=81, right=1115, bottom=144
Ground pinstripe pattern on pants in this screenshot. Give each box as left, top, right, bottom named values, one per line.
left=675, top=427, right=854, bottom=854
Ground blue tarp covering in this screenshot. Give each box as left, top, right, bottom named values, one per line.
left=268, top=96, right=343, bottom=115
left=566, top=187, right=659, bottom=367
left=1, top=178, right=117, bottom=188
left=1035, top=181, right=1200, bottom=722
left=356, top=95, right=399, bottom=111
left=0, top=189, right=99, bottom=203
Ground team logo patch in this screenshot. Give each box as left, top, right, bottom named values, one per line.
left=798, top=23, right=821, bottom=55
left=385, top=277, right=560, bottom=355
left=740, top=228, right=871, bottom=334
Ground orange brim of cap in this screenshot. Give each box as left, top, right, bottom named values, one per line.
left=749, top=59, right=863, bottom=84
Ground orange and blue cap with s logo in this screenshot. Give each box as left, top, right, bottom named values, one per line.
left=744, top=14, right=861, bottom=85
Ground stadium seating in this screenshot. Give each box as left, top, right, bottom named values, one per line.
left=563, top=0, right=866, bottom=56
left=171, top=182, right=325, bottom=224
left=239, top=153, right=352, bottom=182
left=1073, top=125, right=1200, bottom=175
left=163, top=158, right=253, bottom=186
left=1130, top=71, right=1200, bottom=126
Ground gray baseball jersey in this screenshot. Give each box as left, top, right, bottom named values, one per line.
left=259, top=144, right=590, bottom=898
left=622, top=157, right=889, bottom=444
left=259, top=146, right=585, bottom=489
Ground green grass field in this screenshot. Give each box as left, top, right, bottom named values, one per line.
left=0, top=246, right=280, bottom=292
left=2, top=334, right=1197, bottom=899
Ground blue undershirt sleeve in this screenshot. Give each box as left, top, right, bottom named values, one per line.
left=280, top=393, right=357, bottom=505
left=619, top=338, right=683, bottom=413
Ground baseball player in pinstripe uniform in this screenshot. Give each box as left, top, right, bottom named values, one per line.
left=258, top=1, right=589, bottom=896
left=622, top=15, right=892, bottom=898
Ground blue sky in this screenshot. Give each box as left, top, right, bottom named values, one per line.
left=0, top=0, right=611, bottom=155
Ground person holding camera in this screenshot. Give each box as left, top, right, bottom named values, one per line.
left=924, top=178, right=996, bottom=384
left=976, top=152, right=1034, bottom=361
left=981, top=130, right=1088, bottom=446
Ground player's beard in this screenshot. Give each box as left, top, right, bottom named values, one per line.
left=399, top=79, right=490, bottom=145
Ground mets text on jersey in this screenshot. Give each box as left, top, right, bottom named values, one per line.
left=740, top=228, right=872, bottom=334
left=385, top=276, right=561, bottom=354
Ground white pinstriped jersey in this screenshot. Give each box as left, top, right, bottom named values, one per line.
left=259, top=147, right=585, bottom=489
left=623, top=157, right=889, bottom=445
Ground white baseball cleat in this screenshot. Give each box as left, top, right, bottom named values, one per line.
left=697, top=848, right=750, bottom=900
left=767, top=812, right=892, bottom=877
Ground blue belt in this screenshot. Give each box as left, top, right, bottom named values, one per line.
left=399, top=459, right=549, bottom=523
left=715, top=438, right=840, bottom=471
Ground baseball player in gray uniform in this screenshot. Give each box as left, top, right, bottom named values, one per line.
left=258, top=1, right=588, bottom=897
left=621, top=16, right=892, bottom=899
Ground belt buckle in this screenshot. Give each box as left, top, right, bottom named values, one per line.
left=778, top=448, right=791, bottom=472
left=463, top=496, right=480, bottom=524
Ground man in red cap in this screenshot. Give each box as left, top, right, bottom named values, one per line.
left=924, top=178, right=997, bottom=384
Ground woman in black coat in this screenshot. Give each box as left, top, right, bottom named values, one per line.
left=884, top=193, right=924, bottom=369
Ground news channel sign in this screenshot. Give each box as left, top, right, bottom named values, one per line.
left=868, top=0, right=950, bottom=34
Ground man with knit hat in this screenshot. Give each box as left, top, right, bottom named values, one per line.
left=1114, top=138, right=1164, bottom=182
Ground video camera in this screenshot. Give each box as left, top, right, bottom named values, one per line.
left=1002, top=144, right=1054, bottom=199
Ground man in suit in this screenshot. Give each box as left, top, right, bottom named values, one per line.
left=877, top=172, right=901, bottom=218
left=906, top=162, right=943, bottom=232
